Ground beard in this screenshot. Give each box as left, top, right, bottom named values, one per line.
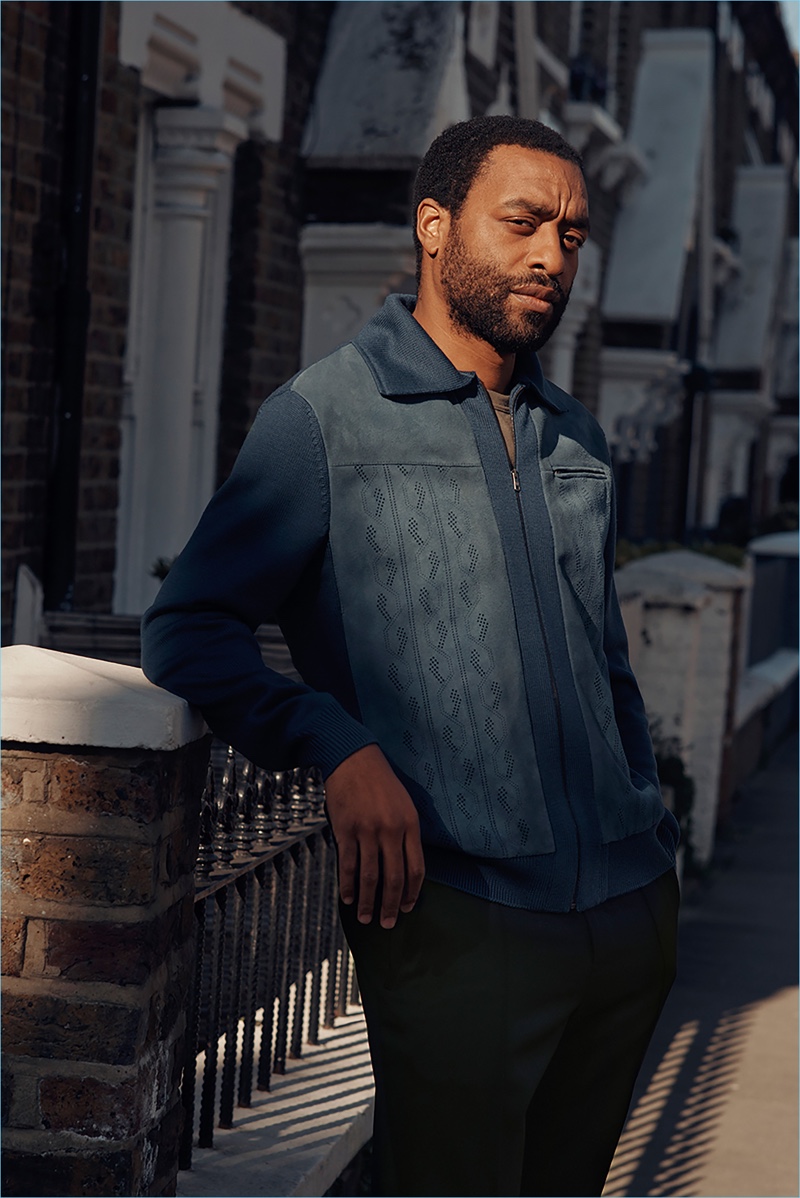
left=439, top=223, right=570, bottom=355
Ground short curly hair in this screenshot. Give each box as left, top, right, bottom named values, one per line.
left=412, top=116, right=584, bottom=283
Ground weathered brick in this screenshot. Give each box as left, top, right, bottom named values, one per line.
left=1, top=1147, right=135, bottom=1197
left=42, top=905, right=192, bottom=986
left=1, top=1068, right=12, bottom=1127
left=2, top=1068, right=40, bottom=1128
left=48, top=753, right=164, bottom=822
left=1, top=917, right=26, bottom=976
left=160, top=824, right=200, bottom=887
left=1, top=755, right=46, bottom=807
left=3, top=993, right=142, bottom=1065
left=2, top=832, right=156, bottom=906
left=39, top=1074, right=143, bottom=1138
left=148, top=1094, right=183, bottom=1196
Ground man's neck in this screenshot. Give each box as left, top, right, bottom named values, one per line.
left=413, top=297, right=516, bottom=393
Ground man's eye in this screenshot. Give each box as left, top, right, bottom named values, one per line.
left=508, top=218, right=535, bottom=229
left=563, top=233, right=585, bottom=249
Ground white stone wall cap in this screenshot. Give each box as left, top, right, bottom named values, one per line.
left=622, top=549, right=750, bottom=590
left=747, top=531, right=799, bottom=558
left=615, top=562, right=709, bottom=609
left=1, top=645, right=207, bottom=751
left=736, top=648, right=799, bottom=727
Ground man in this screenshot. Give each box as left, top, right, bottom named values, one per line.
left=142, top=116, right=679, bottom=1197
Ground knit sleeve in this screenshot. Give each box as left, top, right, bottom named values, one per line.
left=140, top=385, right=376, bottom=776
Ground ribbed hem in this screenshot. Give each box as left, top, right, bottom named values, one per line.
left=420, top=813, right=679, bottom=913
left=298, top=696, right=378, bottom=779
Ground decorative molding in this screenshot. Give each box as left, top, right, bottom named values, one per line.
left=300, top=224, right=416, bottom=368
left=467, top=1, right=500, bottom=69
left=114, top=105, right=243, bottom=614
left=586, top=140, right=649, bottom=201
left=563, top=101, right=623, bottom=153
left=712, top=236, right=741, bottom=290
left=546, top=241, right=600, bottom=394
left=535, top=37, right=570, bottom=89
left=598, top=347, right=688, bottom=463
left=766, top=414, right=799, bottom=483
left=701, top=397, right=763, bottom=526
left=119, top=2, right=286, bottom=140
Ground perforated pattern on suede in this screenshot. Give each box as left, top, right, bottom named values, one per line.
left=342, top=461, right=546, bottom=858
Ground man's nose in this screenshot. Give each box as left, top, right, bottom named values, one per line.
left=524, top=224, right=565, bottom=277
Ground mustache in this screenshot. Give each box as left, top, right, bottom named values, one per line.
left=506, top=272, right=567, bottom=302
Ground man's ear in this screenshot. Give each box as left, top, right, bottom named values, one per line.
left=416, top=198, right=450, bottom=261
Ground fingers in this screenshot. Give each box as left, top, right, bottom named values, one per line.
left=336, top=835, right=359, bottom=909
left=377, top=832, right=407, bottom=929
left=401, top=831, right=426, bottom=914
left=324, top=744, right=426, bottom=929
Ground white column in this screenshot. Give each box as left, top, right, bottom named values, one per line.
left=114, top=107, right=245, bottom=614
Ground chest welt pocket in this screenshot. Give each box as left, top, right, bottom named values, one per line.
left=543, top=465, right=611, bottom=620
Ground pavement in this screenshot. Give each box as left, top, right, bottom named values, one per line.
left=603, top=730, right=799, bottom=1198
left=176, top=1010, right=373, bottom=1198
left=177, top=732, right=798, bottom=1198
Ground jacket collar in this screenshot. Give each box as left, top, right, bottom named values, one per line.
left=353, top=294, right=567, bottom=413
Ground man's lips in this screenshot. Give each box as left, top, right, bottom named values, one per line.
left=509, top=287, right=558, bottom=313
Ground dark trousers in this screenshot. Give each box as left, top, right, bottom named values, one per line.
left=341, top=870, right=679, bottom=1197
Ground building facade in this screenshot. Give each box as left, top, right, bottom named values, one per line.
left=2, top=0, right=797, bottom=642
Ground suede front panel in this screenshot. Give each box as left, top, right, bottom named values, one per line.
left=294, top=347, right=554, bottom=859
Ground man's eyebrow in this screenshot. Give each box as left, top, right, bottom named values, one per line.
left=499, top=198, right=591, bottom=233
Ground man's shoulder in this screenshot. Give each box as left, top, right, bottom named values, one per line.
left=542, top=377, right=611, bottom=463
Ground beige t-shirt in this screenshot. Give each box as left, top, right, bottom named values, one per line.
left=487, top=388, right=515, bottom=467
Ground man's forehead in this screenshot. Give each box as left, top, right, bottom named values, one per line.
left=474, top=143, right=587, bottom=202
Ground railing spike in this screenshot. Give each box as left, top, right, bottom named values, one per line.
left=196, top=762, right=217, bottom=877
left=214, top=746, right=236, bottom=867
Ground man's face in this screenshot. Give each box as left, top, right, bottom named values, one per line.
left=438, top=145, right=589, bottom=356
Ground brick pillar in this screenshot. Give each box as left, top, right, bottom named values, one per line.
left=1, top=646, right=210, bottom=1197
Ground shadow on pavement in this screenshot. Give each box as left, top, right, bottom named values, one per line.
left=604, top=731, right=798, bottom=1198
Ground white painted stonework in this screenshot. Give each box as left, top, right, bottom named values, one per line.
left=1, top=645, right=206, bottom=751
left=114, top=4, right=287, bottom=616
left=765, top=415, right=799, bottom=509
left=603, top=29, right=713, bottom=323
left=618, top=551, right=750, bottom=867
left=701, top=391, right=770, bottom=528
left=546, top=240, right=600, bottom=395
left=300, top=224, right=416, bottom=368
left=303, top=3, right=467, bottom=165
left=597, top=347, right=687, bottom=463
left=713, top=166, right=791, bottom=376
left=114, top=106, right=246, bottom=614
left=119, top=2, right=286, bottom=139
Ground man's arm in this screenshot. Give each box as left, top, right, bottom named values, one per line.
left=141, top=386, right=423, bottom=926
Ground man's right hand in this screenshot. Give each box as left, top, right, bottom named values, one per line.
left=323, top=744, right=425, bottom=930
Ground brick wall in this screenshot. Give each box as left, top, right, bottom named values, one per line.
left=75, top=1, right=139, bottom=613
left=1, top=1, right=70, bottom=640
left=216, top=1, right=334, bottom=484
left=1, top=734, right=210, bottom=1197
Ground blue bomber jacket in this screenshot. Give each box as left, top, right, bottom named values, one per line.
left=142, top=294, right=678, bottom=912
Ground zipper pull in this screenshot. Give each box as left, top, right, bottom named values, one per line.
left=511, top=468, right=521, bottom=492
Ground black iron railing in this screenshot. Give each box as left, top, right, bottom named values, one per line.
left=179, top=747, right=359, bottom=1171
